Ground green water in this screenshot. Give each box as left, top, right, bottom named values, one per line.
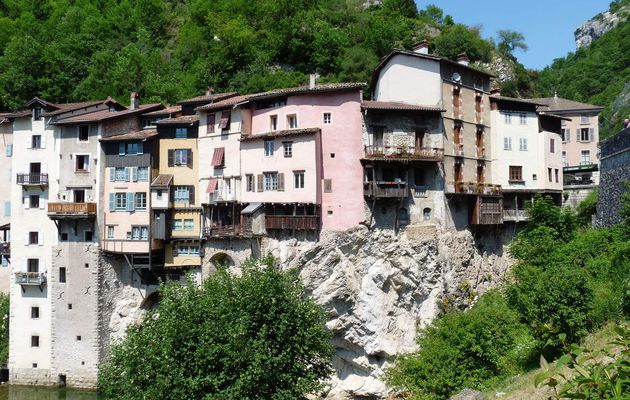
left=0, top=386, right=102, bottom=400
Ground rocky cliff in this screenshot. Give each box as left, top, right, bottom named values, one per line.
left=575, top=5, right=629, bottom=49
left=263, top=226, right=514, bottom=399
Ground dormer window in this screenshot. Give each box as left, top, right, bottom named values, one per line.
left=109, top=105, right=117, bottom=112
left=33, top=107, right=42, bottom=121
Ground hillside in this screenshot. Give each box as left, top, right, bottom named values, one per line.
left=0, top=0, right=527, bottom=111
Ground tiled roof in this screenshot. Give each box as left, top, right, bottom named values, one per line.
left=537, top=111, right=572, bottom=121
left=178, top=92, right=239, bottom=105
left=489, top=95, right=546, bottom=106
left=100, top=129, right=158, bottom=142
left=151, top=174, right=173, bottom=188
left=43, top=100, right=115, bottom=117
left=361, top=101, right=444, bottom=112
left=155, top=115, right=199, bottom=125
left=528, top=97, right=604, bottom=112
left=142, top=105, right=181, bottom=116
left=196, top=95, right=251, bottom=112
left=249, top=83, right=366, bottom=101
left=240, top=127, right=320, bottom=142
left=53, top=104, right=163, bottom=124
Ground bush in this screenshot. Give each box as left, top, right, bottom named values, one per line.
left=99, top=255, right=333, bottom=400
left=0, top=294, right=8, bottom=366
left=576, top=189, right=598, bottom=228
left=387, top=291, right=535, bottom=400
left=524, top=195, right=576, bottom=242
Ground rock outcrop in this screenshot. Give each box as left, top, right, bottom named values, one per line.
left=575, top=7, right=629, bottom=49
left=263, top=226, right=513, bottom=399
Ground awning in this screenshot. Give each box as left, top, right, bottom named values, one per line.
left=206, top=178, right=218, bottom=193
left=219, top=110, right=230, bottom=129
left=241, top=202, right=263, bottom=215
left=211, top=147, right=225, bottom=167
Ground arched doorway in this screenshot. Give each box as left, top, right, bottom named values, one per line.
left=210, top=252, right=235, bottom=268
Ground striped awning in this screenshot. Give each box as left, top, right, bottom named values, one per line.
left=206, top=178, right=218, bottom=193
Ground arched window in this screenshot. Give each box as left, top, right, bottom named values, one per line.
left=423, top=208, right=432, bottom=221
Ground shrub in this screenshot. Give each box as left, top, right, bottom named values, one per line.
left=387, top=291, right=535, bottom=400
left=99, top=255, right=333, bottom=400
left=0, top=293, right=8, bottom=366
left=524, top=195, right=576, bottom=242
left=576, top=189, right=598, bottom=228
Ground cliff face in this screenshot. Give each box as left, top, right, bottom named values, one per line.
left=263, top=226, right=514, bottom=399
left=575, top=7, right=628, bottom=49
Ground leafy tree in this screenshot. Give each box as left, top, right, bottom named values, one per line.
left=433, top=24, right=493, bottom=63
left=576, top=189, right=598, bottom=228
left=418, top=4, right=444, bottom=26
left=496, top=30, right=528, bottom=58
left=523, top=195, right=576, bottom=242
left=382, top=0, right=418, bottom=18
left=0, top=294, right=8, bottom=366
left=99, top=255, right=333, bottom=400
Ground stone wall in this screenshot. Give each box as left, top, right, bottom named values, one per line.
left=563, top=184, right=597, bottom=209
left=596, top=129, right=630, bottom=227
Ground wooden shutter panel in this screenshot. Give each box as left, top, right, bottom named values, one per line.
left=576, top=129, right=580, bottom=141
left=172, top=245, right=178, bottom=257
left=189, top=185, right=195, bottom=205
left=168, top=150, right=174, bottom=167
left=40, top=134, right=46, bottom=149
left=109, top=193, right=115, bottom=212
left=589, top=128, right=594, bottom=142
left=277, top=173, right=284, bottom=191
left=187, top=150, right=193, bottom=168
left=257, top=175, right=264, bottom=192
left=126, top=192, right=135, bottom=211
left=109, top=168, right=115, bottom=182
left=207, top=113, right=215, bottom=134
left=131, top=167, right=138, bottom=182
left=324, top=179, right=332, bottom=193
left=124, top=167, right=130, bottom=182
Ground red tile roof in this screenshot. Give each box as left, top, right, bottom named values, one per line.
left=99, top=129, right=158, bottom=142
left=240, top=127, right=320, bottom=142
left=53, top=104, right=163, bottom=124
left=142, top=105, right=181, bottom=116
left=155, top=114, right=199, bottom=125
left=528, top=97, right=604, bottom=112
left=178, top=92, right=239, bottom=105
left=249, top=83, right=366, bottom=101
left=196, top=95, right=250, bottom=112
left=151, top=174, right=173, bottom=188
left=44, top=100, right=117, bottom=117
left=361, top=101, right=444, bottom=112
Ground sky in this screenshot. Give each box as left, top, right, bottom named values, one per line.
left=415, top=0, right=612, bottom=70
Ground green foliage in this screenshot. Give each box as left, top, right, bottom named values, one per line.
left=523, top=195, right=577, bottom=242
left=0, top=293, right=8, bottom=366
left=496, top=30, right=528, bottom=59
left=576, top=189, right=598, bottom=228
left=536, top=323, right=630, bottom=399
left=387, top=291, right=535, bottom=400
left=433, top=24, right=493, bottom=63
left=98, top=255, right=333, bottom=400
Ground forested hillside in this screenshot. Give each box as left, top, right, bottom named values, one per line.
left=0, top=0, right=523, bottom=110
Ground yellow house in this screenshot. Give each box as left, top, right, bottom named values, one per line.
left=155, top=115, right=202, bottom=268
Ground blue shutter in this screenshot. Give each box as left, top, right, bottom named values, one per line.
left=3, top=201, right=10, bottom=217
left=126, top=192, right=135, bottom=211
left=137, top=142, right=143, bottom=155
left=109, top=193, right=115, bottom=212
left=131, top=167, right=138, bottom=182
left=5, top=144, right=12, bottom=157
left=124, top=167, right=130, bottom=182
left=118, top=143, right=125, bottom=156
left=109, top=168, right=115, bottom=182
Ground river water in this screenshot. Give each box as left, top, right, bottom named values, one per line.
left=0, top=386, right=102, bottom=399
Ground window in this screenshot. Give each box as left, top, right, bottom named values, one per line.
left=270, top=115, right=278, bottom=131
left=323, top=113, right=332, bottom=124
left=78, top=126, right=89, bottom=141
left=30, top=195, right=40, bottom=209
left=107, top=226, right=115, bottom=239
left=561, top=128, right=569, bottom=142
left=33, top=107, right=42, bottom=121
left=59, top=267, right=66, bottom=283
left=31, top=307, right=39, bottom=319
left=183, top=219, right=194, bottom=230
left=114, top=167, right=127, bottom=181
left=75, top=155, right=89, bottom=172
left=562, top=151, right=567, bottom=166
left=68, top=304, right=72, bottom=310
left=135, top=193, right=147, bottom=210
left=142, top=117, right=160, bottom=128
left=504, top=137, right=512, bottom=151
left=137, top=167, right=149, bottom=181
left=504, top=112, right=512, bottom=124
left=264, top=140, right=274, bottom=157
left=581, top=150, right=591, bottom=165
left=287, top=114, right=298, bottom=129
left=555, top=169, right=559, bottom=183
left=548, top=168, right=553, bottom=182
left=580, top=128, right=590, bottom=142
left=76, top=336, right=82, bottom=341
left=519, top=113, right=527, bottom=125
left=294, top=171, right=304, bottom=189
left=31, top=335, right=39, bottom=347
left=27, top=259, right=39, bottom=273
left=60, top=233, right=68, bottom=241
left=533, top=174, right=537, bottom=180
left=115, top=193, right=127, bottom=210
left=5, top=144, right=12, bottom=157
left=123, top=142, right=143, bottom=155
left=130, top=226, right=149, bottom=240
left=283, top=142, right=293, bottom=158
left=550, top=139, right=555, bottom=153
left=177, top=245, right=200, bottom=255
left=175, top=127, right=187, bottom=139
left=509, top=166, right=523, bottom=182
left=219, top=110, right=231, bottom=132
left=580, top=115, right=589, bottom=124
left=264, top=172, right=278, bottom=191
left=28, top=232, right=39, bottom=245
left=174, top=186, right=190, bottom=202
left=174, top=149, right=189, bottom=166
left=172, top=219, right=183, bottom=230
left=246, top=174, right=254, bottom=192
left=519, top=138, right=528, bottom=151
left=256, top=98, right=287, bottom=110
left=31, top=135, right=42, bottom=149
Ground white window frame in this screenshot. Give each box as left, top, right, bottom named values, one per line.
left=175, top=127, right=187, bottom=139
left=174, top=149, right=188, bottom=166
left=137, top=167, right=149, bottom=181
left=323, top=112, right=332, bottom=124
left=183, top=219, right=194, bottom=230
left=580, top=128, right=590, bottom=142
left=581, top=150, right=591, bottom=165
left=135, top=192, right=147, bottom=210
left=504, top=112, right=512, bottom=125
left=264, top=172, right=278, bottom=191
left=264, top=140, right=274, bottom=157
left=174, top=186, right=190, bottom=202
left=294, top=171, right=305, bottom=189
left=270, top=115, right=278, bottom=131
left=173, top=219, right=183, bottom=230
left=287, top=114, right=298, bottom=129
left=519, top=113, right=527, bottom=125
left=75, top=154, right=90, bottom=172
left=115, top=193, right=127, bottom=210
left=519, top=138, right=528, bottom=151
left=107, top=225, right=115, bottom=239
left=503, top=137, right=512, bottom=151
left=283, top=142, right=293, bottom=158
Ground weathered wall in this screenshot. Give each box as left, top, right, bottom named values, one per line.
left=596, top=128, right=630, bottom=227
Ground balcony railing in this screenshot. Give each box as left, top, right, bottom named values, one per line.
left=503, top=209, right=528, bottom=222
left=446, top=182, right=502, bottom=195
left=363, top=145, right=444, bottom=161
left=203, top=225, right=242, bottom=238
left=413, top=185, right=427, bottom=197
left=364, top=181, right=409, bottom=198
left=47, top=202, right=96, bottom=218
left=17, top=173, right=48, bottom=185
left=265, top=215, right=320, bottom=230
left=0, top=242, right=9, bottom=255
left=15, top=272, right=46, bottom=286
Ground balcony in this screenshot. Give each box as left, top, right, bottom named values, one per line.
left=476, top=147, right=486, bottom=159
left=364, top=181, right=409, bottom=198
left=446, top=182, right=502, bottom=196
left=453, top=144, right=464, bottom=157
left=265, top=215, right=320, bottom=230
left=203, top=225, right=242, bottom=238
left=16, top=173, right=48, bottom=186
left=363, top=145, right=444, bottom=162
left=15, top=272, right=46, bottom=287
left=47, top=202, right=96, bottom=219
left=503, top=209, right=528, bottom=222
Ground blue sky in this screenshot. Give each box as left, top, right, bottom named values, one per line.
left=415, top=0, right=611, bottom=70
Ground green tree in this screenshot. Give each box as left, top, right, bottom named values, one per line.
left=99, top=255, right=333, bottom=400
left=496, top=30, right=528, bottom=58
left=433, top=24, right=493, bottom=63
left=0, top=294, right=8, bottom=366
left=419, top=4, right=444, bottom=25
left=576, top=189, right=598, bottom=228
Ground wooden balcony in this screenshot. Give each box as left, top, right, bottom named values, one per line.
left=503, top=209, right=528, bottom=222
left=16, top=173, right=48, bottom=186
left=363, top=145, right=444, bottom=161
left=203, top=225, right=242, bottom=238
left=445, top=182, right=502, bottom=196
left=364, top=181, right=409, bottom=198
left=472, top=196, right=503, bottom=225
left=47, top=202, right=97, bottom=219
left=265, top=215, right=320, bottom=230
left=15, top=272, right=46, bottom=287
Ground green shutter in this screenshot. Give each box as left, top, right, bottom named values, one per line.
left=109, top=168, right=115, bottom=182
left=109, top=193, right=115, bottom=212
left=124, top=167, right=130, bottom=182
left=126, top=192, right=135, bottom=212
left=131, top=167, right=138, bottom=182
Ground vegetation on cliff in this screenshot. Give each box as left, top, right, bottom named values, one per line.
left=98, top=255, right=333, bottom=400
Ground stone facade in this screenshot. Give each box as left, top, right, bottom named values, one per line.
left=596, top=128, right=630, bottom=227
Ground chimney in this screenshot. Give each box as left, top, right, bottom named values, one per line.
left=412, top=40, right=430, bottom=55
left=206, top=86, right=215, bottom=96
left=309, top=73, right=316, bottom=89
left=130, top=92, right=139, bottom=110
left=456, top=53, right=470, bottom=66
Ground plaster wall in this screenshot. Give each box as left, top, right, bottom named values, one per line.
left=374, top=54, right=442, bottom=105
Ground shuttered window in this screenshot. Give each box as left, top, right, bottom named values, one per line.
left=219, top=110, right=231, bottom=130
left=207, top=113, right=216, bottom=133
